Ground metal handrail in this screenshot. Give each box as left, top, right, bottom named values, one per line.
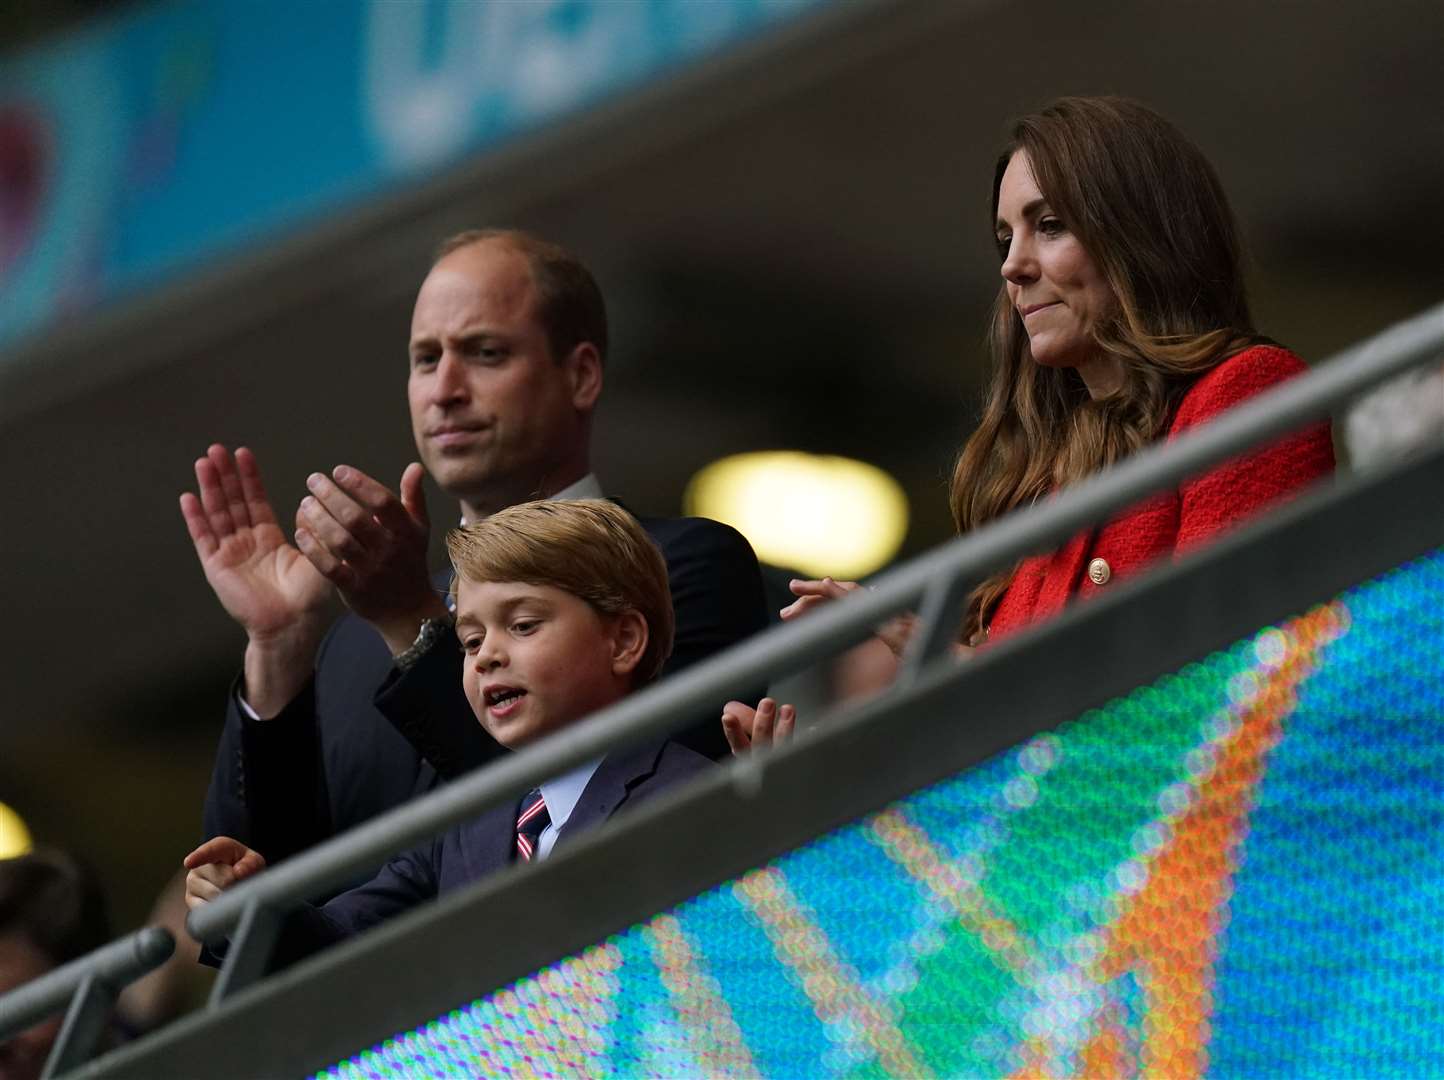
left=185, top=299, right=1444, bottom=960
left=0, top=927, right=173, bottom=1042
left=2, top=303, right=1438, bottom=1056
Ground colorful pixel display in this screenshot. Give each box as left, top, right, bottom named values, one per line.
left=317, top=549, right=1444, bottom=1079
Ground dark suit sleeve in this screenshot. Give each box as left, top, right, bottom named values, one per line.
left=648, top=517, right=768, bottom=760
left=202, top=614, right=427, bottom=867
left=202, top=675, right=330, bottom=863
left=373, top=639, right=507, bottom=782
left=266, top=840, right=441, bottom=970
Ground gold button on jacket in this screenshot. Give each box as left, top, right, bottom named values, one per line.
left=1087, top=557, right=1112, bottom=586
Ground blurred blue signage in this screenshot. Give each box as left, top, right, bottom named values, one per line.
left=0, top=0, right=823, bottom=353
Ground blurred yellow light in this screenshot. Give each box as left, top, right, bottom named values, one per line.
left=0, top=801, right=33, bottom=860
left=685, top=452, right=908, bottom=579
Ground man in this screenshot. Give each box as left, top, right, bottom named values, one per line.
left=180, top=230, right=766, bottom=864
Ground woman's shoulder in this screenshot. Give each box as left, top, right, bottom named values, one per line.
left=1171, top=343, right=1309, bottom=433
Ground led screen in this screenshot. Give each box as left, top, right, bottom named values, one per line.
left=317, top=548, right=1444, bottom=1079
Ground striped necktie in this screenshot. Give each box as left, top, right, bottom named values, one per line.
left=515, top=788, right=550, bottom=862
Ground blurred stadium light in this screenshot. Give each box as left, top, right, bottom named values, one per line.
left=0, top=800, right=33, bottom=859
left=685, top=451, right=909, bottom=578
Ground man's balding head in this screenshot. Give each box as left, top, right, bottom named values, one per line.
left=433, top=230, right=608, bottom=368
left=408, top=232, right=604, bottom=520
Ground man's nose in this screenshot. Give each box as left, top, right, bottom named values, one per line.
left=431, top=353, right=470, bottom=404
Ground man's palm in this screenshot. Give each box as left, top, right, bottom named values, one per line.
left=180, top=445, right=330, bottom=639
left=202, top=519, right=329, bottom=636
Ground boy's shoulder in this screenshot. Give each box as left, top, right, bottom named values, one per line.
left=607, top=736, right=714, bottom=798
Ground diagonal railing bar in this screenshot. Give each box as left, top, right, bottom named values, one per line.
left=207, top=900, right=282, bottom=1005
left=898, top=570, right=973, bottom=681
left=42, top=974, right=114, bottom=1080
left=184, top=300, right=1444, bottom=953
left=0, top=928, right=173, bottom=1044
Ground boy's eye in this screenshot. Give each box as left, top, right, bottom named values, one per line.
left=512, top=620, right=539, bottom=635
left=460, top=634, right=482, bottom=654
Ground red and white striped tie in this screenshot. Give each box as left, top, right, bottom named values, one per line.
left=515, top=788, right=550, bottom=862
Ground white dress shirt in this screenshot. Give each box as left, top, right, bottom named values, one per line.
left=535, top=757, right=604, bottom=860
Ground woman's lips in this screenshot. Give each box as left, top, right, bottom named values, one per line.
left=1021, top=302, right=1061, bottom=319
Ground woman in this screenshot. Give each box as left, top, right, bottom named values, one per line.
left=723, top=96, right=1334, bottom=752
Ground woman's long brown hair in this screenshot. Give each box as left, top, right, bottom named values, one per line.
left=953, top=97, right=1265, bottom=641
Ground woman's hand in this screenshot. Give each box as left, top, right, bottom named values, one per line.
left=721, top=697, right=796, bottom=755
left=182, top=837, right=267, bottom=912
left=782, top=577, right=918, bottom=661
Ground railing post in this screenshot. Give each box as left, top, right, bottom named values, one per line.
left=897, top=570, right=973, bottom=684
left=40, top=972, right=115, bottom=1079
left=208, top=900, right=282, bottom=1007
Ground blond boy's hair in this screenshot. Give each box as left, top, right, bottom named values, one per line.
left=446, top=499, right=673, bottom=686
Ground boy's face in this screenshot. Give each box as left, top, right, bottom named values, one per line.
left=455, top=578, right=641, bottom=749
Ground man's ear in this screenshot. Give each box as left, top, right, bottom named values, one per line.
left=564, top=342, right=603, bottom=413
left=609, top=609, right=649, bottom=680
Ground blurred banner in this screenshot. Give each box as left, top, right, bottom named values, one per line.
left=0, top=0, right=824, bottom=353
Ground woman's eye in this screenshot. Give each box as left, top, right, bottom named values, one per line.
left=995, top=234, right=1011, bottom=260
left=1038, top=217, right=1066, bottom=237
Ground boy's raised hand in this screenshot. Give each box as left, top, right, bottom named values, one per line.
left=183, top=837, right=267, bottom=912
left=721, top=697, right=796, bottom=755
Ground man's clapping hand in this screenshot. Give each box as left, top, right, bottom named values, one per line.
left=180, top=445, right=331, bottom=716
left=293, top=461, right=448, bottom=655
left=179, top=445, right=331, bottom=639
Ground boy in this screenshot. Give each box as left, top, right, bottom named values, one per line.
left=183, top=500, right=711, bottom=964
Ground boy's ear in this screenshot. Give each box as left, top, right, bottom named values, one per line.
left=609, top=609, right=649, bottom=680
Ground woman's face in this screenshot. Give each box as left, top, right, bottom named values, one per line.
left=995, top=151, right=1120, bottom=395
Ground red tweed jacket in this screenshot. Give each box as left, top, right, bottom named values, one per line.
left=987, top=345, right=1335, bottom=641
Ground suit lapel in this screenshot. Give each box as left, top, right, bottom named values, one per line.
left=455, top=800, right=521, bottom=881
left=554, top=740, right=666, bottom=847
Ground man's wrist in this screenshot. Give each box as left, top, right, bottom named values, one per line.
left=241, top=629, right=322, bottom=720
left=392, top=614, right=455, bottom=672
left=375, top=596, right=451, bottom=657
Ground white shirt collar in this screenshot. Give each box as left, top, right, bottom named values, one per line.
left=460, top=473, right=604, bottom=525
left=549, top=473, right=604, bottom=501
left=537, top=757, right=604, bottom=859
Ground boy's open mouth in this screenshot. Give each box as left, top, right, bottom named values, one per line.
left=484, top=686, right=527, bottom=713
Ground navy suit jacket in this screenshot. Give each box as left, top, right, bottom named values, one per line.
left=268, top=737, right=710, bottom=969
left=203, top=514, right=765, bottom=867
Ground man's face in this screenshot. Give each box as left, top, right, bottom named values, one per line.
left=455, top=578, right=637, bottom=749
left=408, top=241, right=587, bottom=513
